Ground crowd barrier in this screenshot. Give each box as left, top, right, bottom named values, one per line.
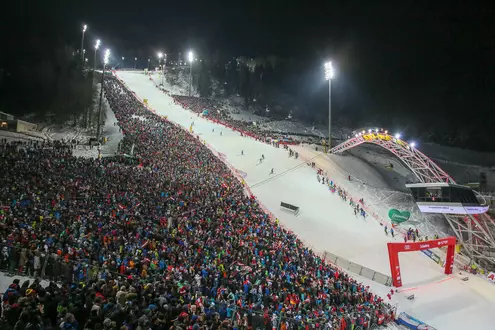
left=323, top=251, right=393, bottom=287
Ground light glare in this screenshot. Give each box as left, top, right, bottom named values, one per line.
left=104, top=49, right=110, bottom=65
left=395, top=133, right=401, bottom=139
left=188, top=51, right=194, bottom=63
left=324, top=61, right=335, bottom=80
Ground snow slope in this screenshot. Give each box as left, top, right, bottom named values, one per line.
left=117, top=72, right=495, bottom=330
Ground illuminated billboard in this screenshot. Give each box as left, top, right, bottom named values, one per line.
left=416, top=203, right=489, bottom=215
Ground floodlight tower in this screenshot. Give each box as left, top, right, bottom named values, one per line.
left=324, top=61, right=335, bottom=148
left=93, top=39, right=101, bottom=71
left=97, top=49, right=111, bottom=142
left=80, top=24, right=87, bottom=63
left=188, top=51, right=194, bottom=96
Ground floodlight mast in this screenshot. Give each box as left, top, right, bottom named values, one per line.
left=80, top=24, right=88, bottom=63
left=324, top=61, right=335, bottom=149
left=188, top=51, right=194, bottom=96
left=93, top=39, right=101, bottom=71
left=97, top=49, right=111, bottom=142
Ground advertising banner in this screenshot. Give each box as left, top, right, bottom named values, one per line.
left=397, top=312, right=437, bottom=330
left=388, top=209, right=411, bottom=223
left=388, top=237, right=456, bottom=287
left=417, top=204, right=489, bottom=215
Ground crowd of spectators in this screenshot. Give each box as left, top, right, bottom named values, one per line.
left=171, top=96, right=299, bottom=145
left=0, top=75, right=394, bottom=329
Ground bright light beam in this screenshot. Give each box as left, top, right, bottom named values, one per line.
left=324, top=61, right=335, bottom=80
left=104, top=49, right=110, bottom=65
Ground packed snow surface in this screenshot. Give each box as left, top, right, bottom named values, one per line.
left=89, top=72, right=494, bottom=329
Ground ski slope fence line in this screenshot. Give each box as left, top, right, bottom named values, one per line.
left=323, top=251, right=393, bottom=287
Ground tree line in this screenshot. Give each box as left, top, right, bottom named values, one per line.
left=0, top=39, right=94, bottom=127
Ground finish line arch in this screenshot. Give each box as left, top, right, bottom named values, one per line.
left=330, top=132, right=455, bottom=184
left=388, top=236, right=456, bottom=287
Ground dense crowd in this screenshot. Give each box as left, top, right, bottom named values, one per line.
left=0, top=75, right=394, bottom=329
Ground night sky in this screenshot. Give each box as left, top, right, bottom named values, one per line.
left=2, top=0, right=495, bottom=150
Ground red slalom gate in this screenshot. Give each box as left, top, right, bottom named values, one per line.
left=387, top=236, right=456, bottom=287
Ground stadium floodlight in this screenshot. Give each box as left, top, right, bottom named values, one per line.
left=324, top=60, right=335, bottom=149
left=80, top=25, right=87, bottom=63
left=395, top=133, right=401, bottom=139
left=104, top=49, right=110, bottom=65
left=93, top=40, right=101, bottom=71
left=97, top=48, right=111, bottom=142
left=410, top=142, right=416, bottom=148
left=188, top=51, right=194, bottom=96
left=324, top=61, right=334, bottom=81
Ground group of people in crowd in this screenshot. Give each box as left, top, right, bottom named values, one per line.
left=170, top=95, right=297, bottom=146
left=171, top=96, right=270, bottom=142
left=0, top=75, right=394, bottom=329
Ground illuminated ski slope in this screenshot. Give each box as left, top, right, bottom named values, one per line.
left=117, top=72, right=495, bottom=330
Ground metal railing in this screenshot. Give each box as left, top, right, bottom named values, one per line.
left=323, top=251, right=393, bottom=287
